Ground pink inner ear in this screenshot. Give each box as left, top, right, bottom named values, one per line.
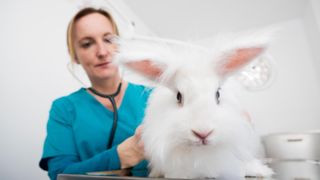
left=219, top=47, right=264, bottom=76
left=126, top=60, right=163, bottom=79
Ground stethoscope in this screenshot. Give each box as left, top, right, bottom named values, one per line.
left=88, top=82, right=122, bottom=149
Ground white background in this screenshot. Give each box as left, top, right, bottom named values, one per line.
left=0, top=0, right=319, bottom=179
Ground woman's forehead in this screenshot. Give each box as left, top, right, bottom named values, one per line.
left=73, top=13, right=115, bottom=38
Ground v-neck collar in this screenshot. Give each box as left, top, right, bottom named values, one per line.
left=81, top=83, right=131, bottom=114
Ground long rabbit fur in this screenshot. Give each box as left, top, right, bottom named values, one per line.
left=113, top=31, right=274, bottom=179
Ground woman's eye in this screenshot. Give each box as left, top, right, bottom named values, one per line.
left=104, top=35, right=116, bottom=44
left=216, top=88, right=221, bottom=105
left=104, top=38, right=112, bottom=44
left=176, top=91, right=183, bottom=106
left=81, top=41, right=92, bottom=48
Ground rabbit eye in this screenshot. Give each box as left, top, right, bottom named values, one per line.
left=176, top=91, right=183, bottom=106
left=216, top=88, right=221, bottom=105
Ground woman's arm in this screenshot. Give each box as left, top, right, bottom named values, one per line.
left=47, top=126, right=145, bottom=180
left=47, top=146, right=120, bottom=180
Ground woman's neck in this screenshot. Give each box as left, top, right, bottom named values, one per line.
left=90, top=75, right=122, bottom=95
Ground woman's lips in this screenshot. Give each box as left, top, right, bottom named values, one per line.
left=95, top=62, right=111, bottom=68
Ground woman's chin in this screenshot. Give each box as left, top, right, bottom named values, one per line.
left=95, top=72, right=119, bottom=80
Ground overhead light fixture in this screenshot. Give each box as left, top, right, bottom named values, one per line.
left=236, top=54, right=277, bottom=91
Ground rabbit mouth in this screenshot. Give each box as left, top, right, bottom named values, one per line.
left=199, top=139, right=209, bottom=145
left=187, top=137, right=223, bottom=147
left=190, top=139, right=212, bottom=146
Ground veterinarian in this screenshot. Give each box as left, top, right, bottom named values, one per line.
left=39, top=7, right=152, bottom=180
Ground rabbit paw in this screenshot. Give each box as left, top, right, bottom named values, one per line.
left=244, top=160, right=274, bottom=178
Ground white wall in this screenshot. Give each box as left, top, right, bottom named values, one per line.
left=247, top=19, right=320, bottom=135
left=0, top=1, right=80, bottom=179
left=0, top=1, right=150, bottom=179
left=1, top=1, right=319, bottom=180
left=303, top=0, right=320, bottom=82
left=197, top=18, right=320, bottom=135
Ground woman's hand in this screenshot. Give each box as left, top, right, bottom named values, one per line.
left=117, top=125, right=145, bottom=169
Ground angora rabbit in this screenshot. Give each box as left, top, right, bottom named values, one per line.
left=113, top=32, right=274, bottom=179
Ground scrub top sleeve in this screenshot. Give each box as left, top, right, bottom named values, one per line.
left=47, top=145, right=121, bottom=179
left=40, top=98, right=78, bottom=170
left=108, top=145, right=121, bottom=169
left=63, top=145, right=121, bottom=173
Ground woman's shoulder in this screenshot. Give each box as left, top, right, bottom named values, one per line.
left=52, top=88, right=87, bottom=108
left=48, top=89, right=86, bottom=124
left=127, top=82, right=153, bottom=97
left=128, top=82, right=153, bottom=92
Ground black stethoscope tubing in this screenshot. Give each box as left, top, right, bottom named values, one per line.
left=88, top=82, right=122, bottom=149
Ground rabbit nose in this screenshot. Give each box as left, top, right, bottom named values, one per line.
left=192, top=130, right=213, bottom=140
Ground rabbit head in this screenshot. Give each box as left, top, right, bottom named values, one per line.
left=113, top=33, right=272, bottom=178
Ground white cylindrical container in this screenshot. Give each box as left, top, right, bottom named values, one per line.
left=263, top=132, right=320, bottom=160
left=263, top=131, right=320, bottom=180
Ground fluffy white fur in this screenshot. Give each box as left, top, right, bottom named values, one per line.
left=113, top=31, right=274, bottom=179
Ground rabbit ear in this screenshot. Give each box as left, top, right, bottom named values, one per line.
left=216, top=47, right=265, bottom=77
left=113, top=36, right=177, bottom=85
left=125, top=60, right=164, bottom=80
left=214, top=27, right=277, bottom=78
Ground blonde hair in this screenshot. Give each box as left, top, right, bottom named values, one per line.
left=67, top=7, right=119, bottom=62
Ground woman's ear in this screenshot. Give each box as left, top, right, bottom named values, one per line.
left=74, top=58, right=80, bottom=64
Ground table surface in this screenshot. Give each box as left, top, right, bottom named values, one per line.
left=58, top=174, right=272, bottom=180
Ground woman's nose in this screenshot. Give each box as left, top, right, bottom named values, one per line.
left=96, top=42, right=109, bottom=59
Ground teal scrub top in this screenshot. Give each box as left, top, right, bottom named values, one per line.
left=40, top=83, right=152, bottom=175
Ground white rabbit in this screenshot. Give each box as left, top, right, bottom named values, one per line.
left=113, top=32, right=274, bottom=179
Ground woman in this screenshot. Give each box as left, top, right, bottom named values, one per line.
left=39, top=7, right=152, bottom=180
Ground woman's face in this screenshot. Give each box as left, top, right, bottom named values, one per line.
left=73, top=12, right=118, bottom=82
